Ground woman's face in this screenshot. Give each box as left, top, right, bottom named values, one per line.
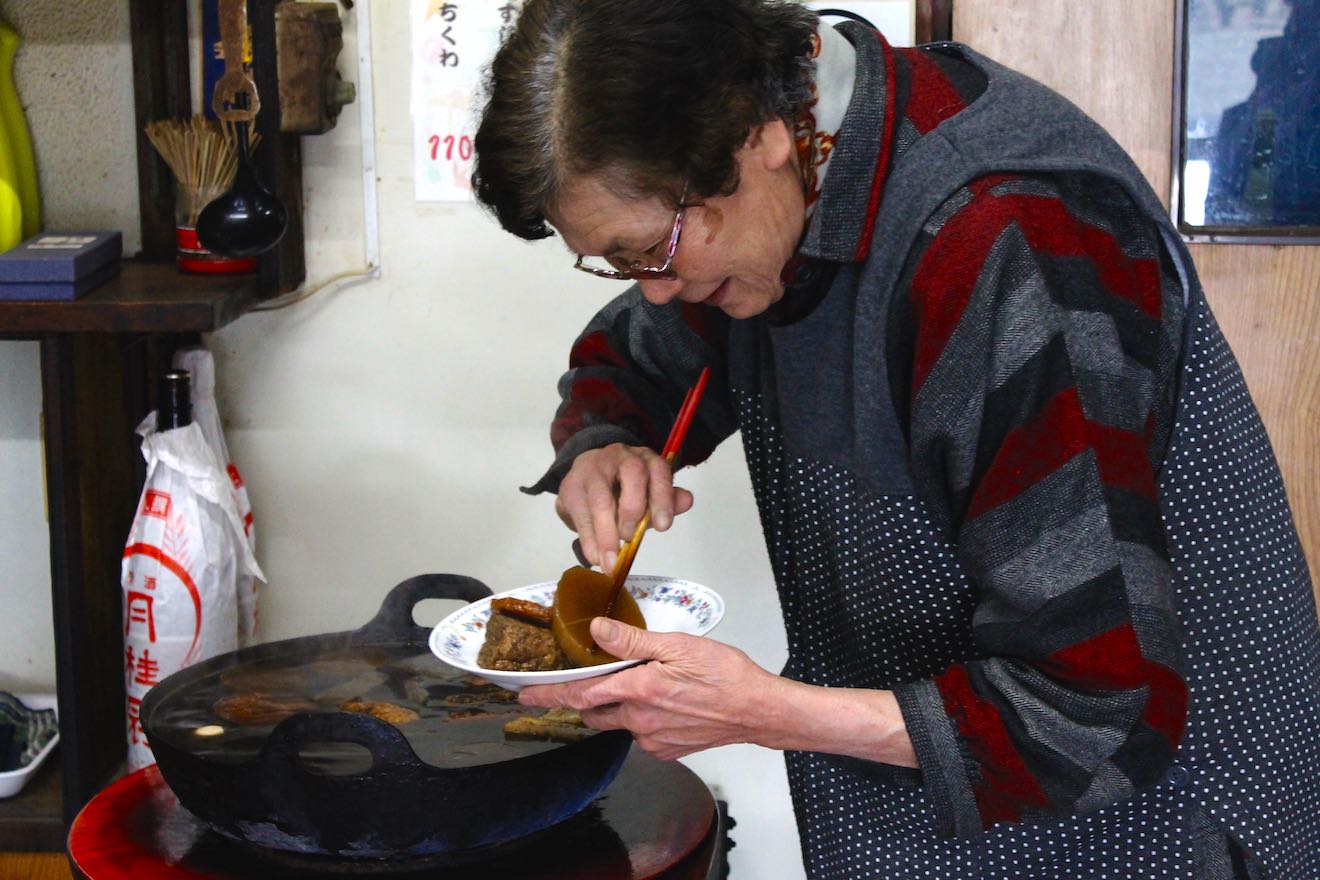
left=547, top=120, right=807, bottom=319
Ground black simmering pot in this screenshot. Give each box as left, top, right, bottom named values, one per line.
left=139, top=574, right=632, bottom=861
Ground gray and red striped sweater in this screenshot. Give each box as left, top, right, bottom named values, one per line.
left=525, top=22, right=1320, bottom=880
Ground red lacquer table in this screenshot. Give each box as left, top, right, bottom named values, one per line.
left=68, top=751, right=725, bottom=879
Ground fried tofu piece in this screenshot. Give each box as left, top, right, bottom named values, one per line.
left=477, top=611, right=566, bottom=672
left=503, top=707, right=593, bottom=743
left=338, top=697, right=421, bottom=725
left=212, top=693, right=317, bottom=726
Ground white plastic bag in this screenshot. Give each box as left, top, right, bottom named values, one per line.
left=172, top=347, right=260, bottom=645
left=121, top=414, right=265, bottom=770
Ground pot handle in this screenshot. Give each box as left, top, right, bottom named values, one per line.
left=260, top=710, right=426, bottom=777
left=352, top=573, right=493, bottom=645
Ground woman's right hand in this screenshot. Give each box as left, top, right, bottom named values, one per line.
left=555, top=443, right=694, bottom=571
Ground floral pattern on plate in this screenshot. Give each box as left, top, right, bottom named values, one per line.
left=429, top=576, right=724, bottom=691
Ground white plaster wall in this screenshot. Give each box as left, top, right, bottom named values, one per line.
left=0, top=0, right=141, bottom=692
left=0, top=339, right=51, bottom=692
left=0, top=0, right=803, bottom=874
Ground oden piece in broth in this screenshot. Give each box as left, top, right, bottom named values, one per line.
left=503, top=707, right=593, bottom=742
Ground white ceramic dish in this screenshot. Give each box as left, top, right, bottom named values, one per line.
left=0, top=693, right=60, bottom=799
left=430, top=575, right=724, bottom=691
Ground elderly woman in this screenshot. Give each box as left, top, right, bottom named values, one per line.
left=472, top=1, right=1320, bottom=877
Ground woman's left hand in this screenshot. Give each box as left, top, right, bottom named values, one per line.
left=517, top=617, right=782, bottom=761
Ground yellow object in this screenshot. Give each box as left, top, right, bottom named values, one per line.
left=0, top=19, right=39, bottom=242
left=0, top=95, right=21, bottom=251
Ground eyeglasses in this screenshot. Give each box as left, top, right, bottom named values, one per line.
left=573, top=185, right=689, bottom=281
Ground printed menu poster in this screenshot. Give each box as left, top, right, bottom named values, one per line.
left=411, top=0, right=522, bottom=202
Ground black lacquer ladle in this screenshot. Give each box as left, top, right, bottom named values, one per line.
left=196, top=0, right=287, bottom=258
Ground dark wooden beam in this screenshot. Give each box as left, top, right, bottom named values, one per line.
left=251, top=0, right=307, bottom=295
left=128, top=1, right=192, bottom=262
left=41, top=334, right=143, bottom=823
left=917, top=0, right=954, bottom=43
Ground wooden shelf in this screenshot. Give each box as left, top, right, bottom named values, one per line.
left=0, top=0, right=290, bottom=848
left=0, top=758, right=66, bottom=852
left=0, top=261, right=260, bottom=336
left=0, top=260, right=262, bottom=831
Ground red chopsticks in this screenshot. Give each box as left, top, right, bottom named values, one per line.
left=662, top=366, right=710, bottom=460
left=599, top=366, right=711, bottom=622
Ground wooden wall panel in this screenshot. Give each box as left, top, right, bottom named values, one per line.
left=954, top=0, right=1320, bottom=598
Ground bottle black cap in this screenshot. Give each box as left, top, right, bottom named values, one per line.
left=158, top=369, right=193, bottom=431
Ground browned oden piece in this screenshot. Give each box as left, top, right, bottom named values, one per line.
left=503, top=707, right=594, bottom=743
left=478, top=610, right=566, bottom=672
left=212, top=692, right=317, bottom=726
left=490, top=596, right=554, bottom=625
left=438, top=689, right=518, bottom=706
left=338, top=697, right=421, bottom=725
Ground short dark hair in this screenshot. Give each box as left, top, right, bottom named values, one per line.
left=472, top=0, right=819, bottom=240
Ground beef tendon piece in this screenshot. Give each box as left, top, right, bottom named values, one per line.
left=212, top=693, right=317, bottom=726
left=338, top=698, right=421, bottom=725
left=490, top=597, right=554, bottom=625
left=503, top=708, right=594, bottom=743
left=477, top=611, right=566, bottom=672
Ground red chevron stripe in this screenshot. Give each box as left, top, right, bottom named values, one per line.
left=1009, top=195, right=1161, bottom=319
left=936, top=665, right=1051, bottom=825
left=910, top=184, right=1160, bottom=395
left=678, top=301, right=725, bottom=351
left=900, top=48, right=968, bottom=134
left=1089, top=419, right=1159, bottom=501
left=570, top=330, right=628, bottom=369
left=966, top=387, right=1156, bottom=520
left=910, top=185, right=1022, bottom=392
left=1040, top=622, right=1188, bottom=748
left=550, top=376, right=656, bottom=449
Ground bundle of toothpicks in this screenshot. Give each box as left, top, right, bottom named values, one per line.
left=144, top=116, right=261, bottom=228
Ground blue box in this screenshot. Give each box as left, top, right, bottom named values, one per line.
left=0, top=231, right=122, bottom=284
left=0, top=259, right=121, bottom=301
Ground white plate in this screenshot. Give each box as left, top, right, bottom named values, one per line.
left=0, top=693, right=60, bottom=800
left=429, top=575, right=724, bottom=691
